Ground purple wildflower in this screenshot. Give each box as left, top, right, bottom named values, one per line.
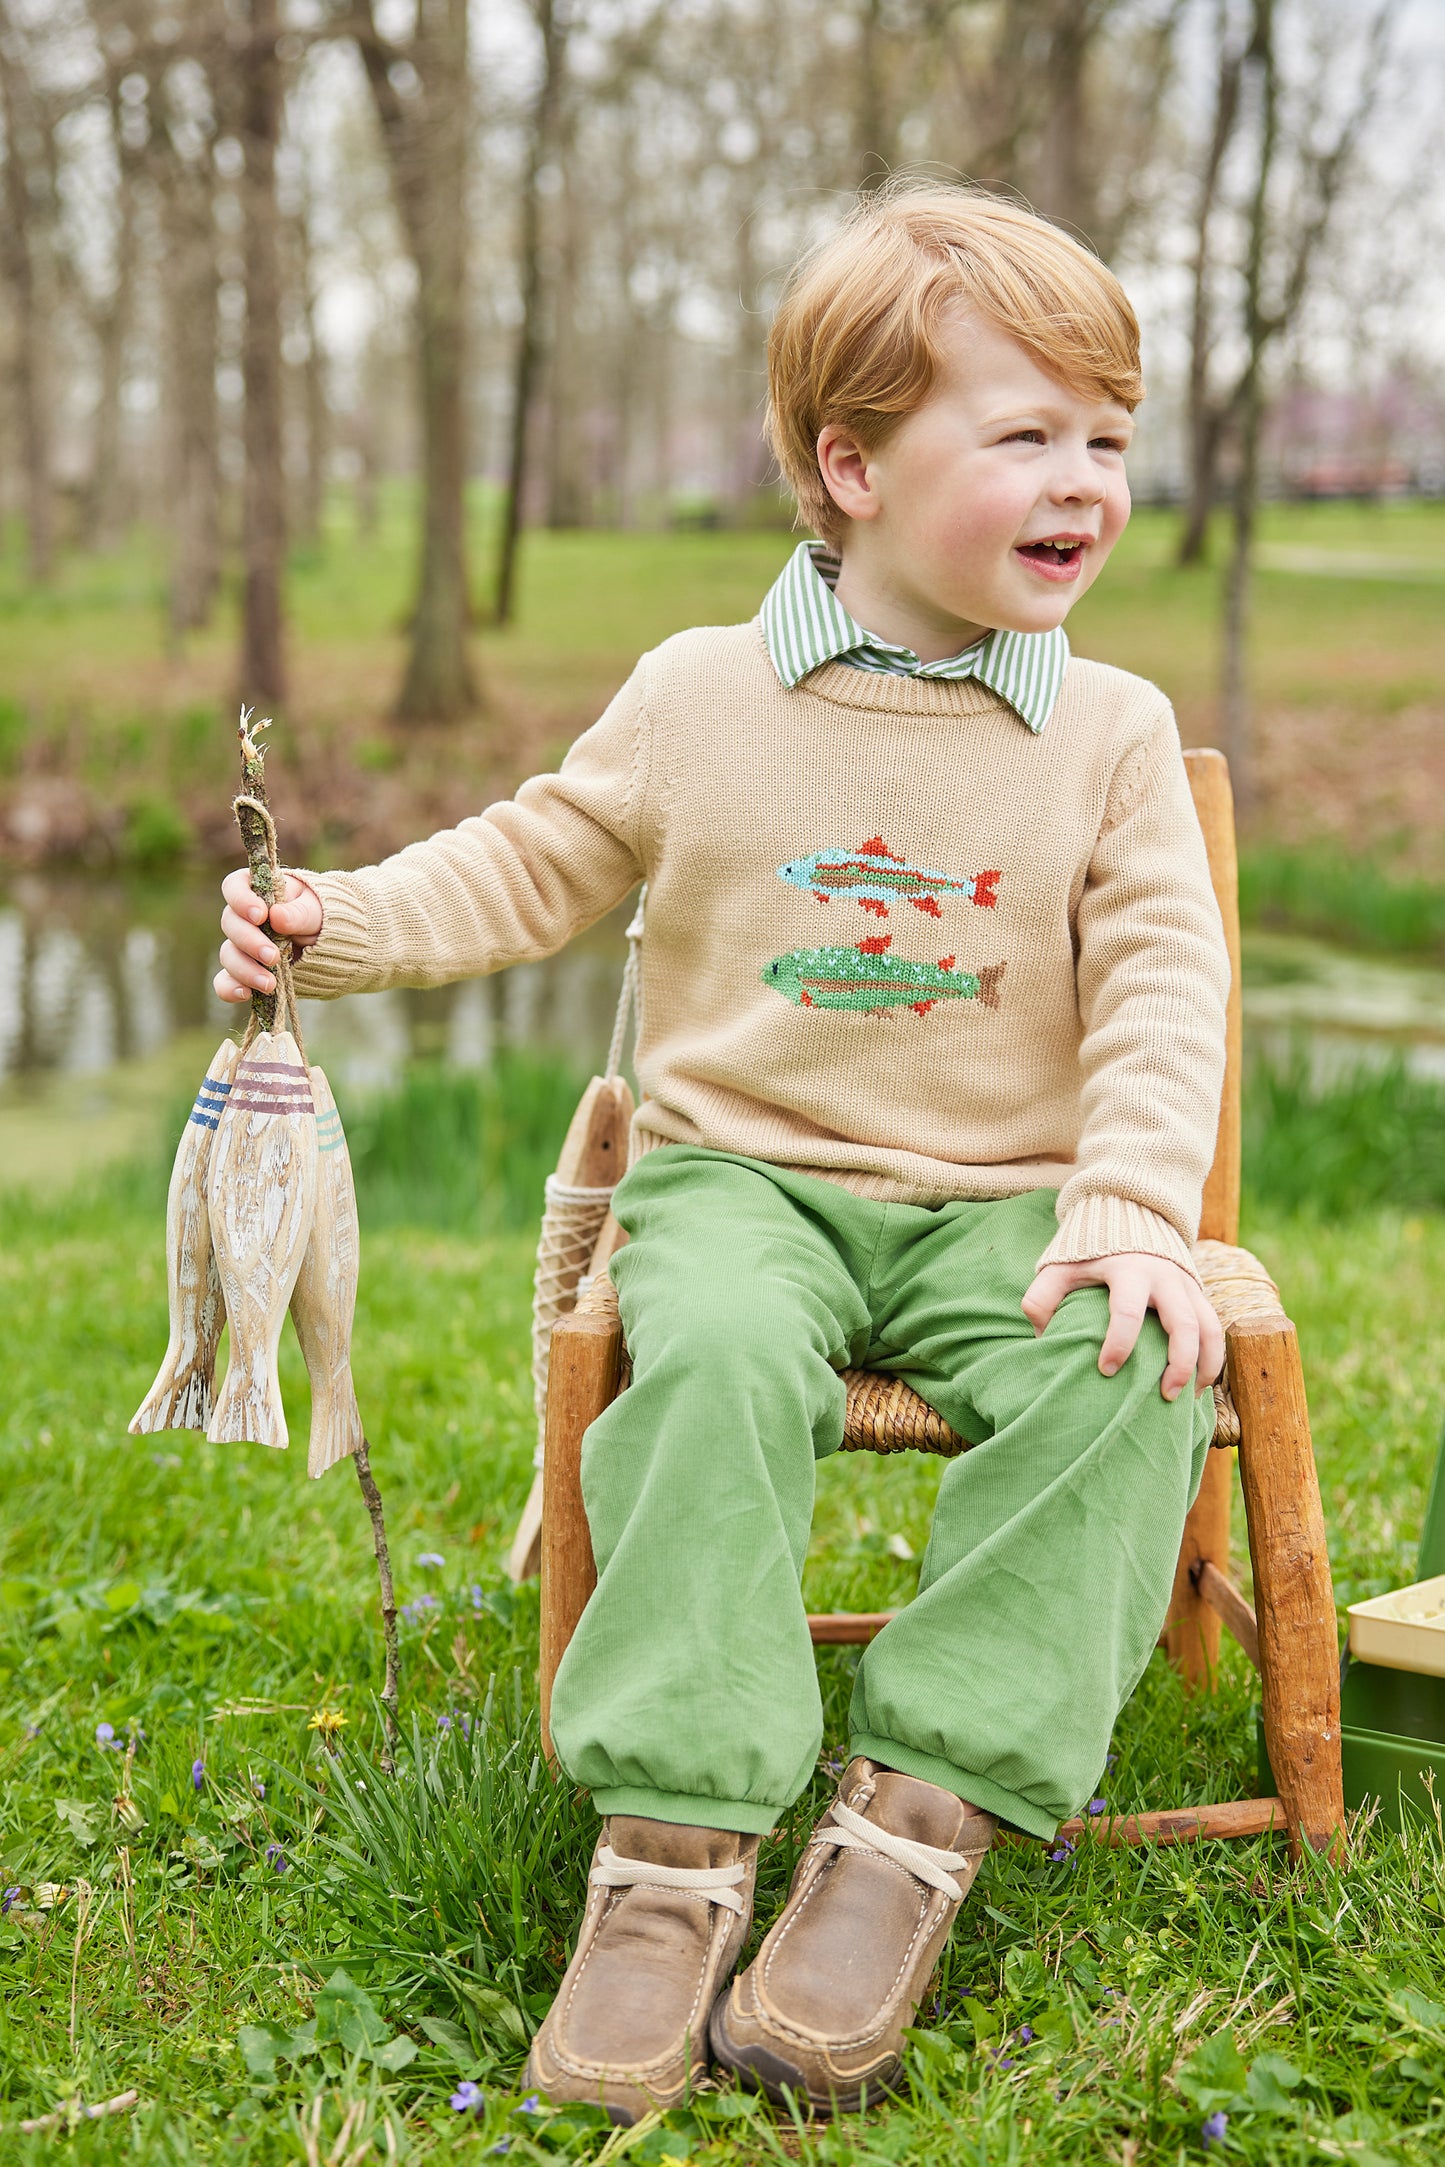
left=400, top=1592, right=441, bottom=1623
left=252, top=1780, right=266, bottom=1800
left=2, top=1887, right=19, bottom=1913
left=1018, top=2025, right=1034, bottom=2043
left=95, top=1722, right=117, bottom=1750
left=191, top=1758, right=205, bottom=1790
left=1202, top=2110, right=1228, bottom=2146
left=470, top=1584, right=485, bottom=1611
left=460, top=1715, right=473, bottom=1740
left=518, top=2094, right=543, bottom=2115
left=418, top=1552, right=446, bottom=1569
left=450, top=2080, right=484, bottom=2114
left=23, top=1724, right=40, bottom=1740
left=488, top=2145, right=512, bottom=2158
left=1048, top=1838, right=1076, bottom=1865
left=1105, top=1754, right=1117, bottom=1769
left=264, top=1843, right=289, bottom=1874
left=1088, top=1798, right=1107, bottom=1815
left=436, top=1714, right=453, bottom=1732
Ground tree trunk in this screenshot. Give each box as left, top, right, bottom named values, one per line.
left=0, top=18, right=54, bottom=584
left=239, top=0, right=287, bottom=707
left=398, top=230, right=475, bottom=717
left=1032, top=2, right=1092, bottom=233
left=165, top=161, right=222, bottom=638
left=545, top=155, right=585, bottom=528
left=493, top=0, right=566, bottom=627
left=355, top=0, right=477, bottom=720
left=1179, top=5, right=1243, bottom=569
left=85, top=95, right=139, bottom=552
left=293, top=206, right=328, bottom=551
left=1220, top=0, right=1278, bottom=810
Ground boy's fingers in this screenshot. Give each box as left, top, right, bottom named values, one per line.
left=214, top=967, right=253, bottom=1004
left=1021, top=1264, right=1074, bottom=1334
left=1152, top=1280, right=1200, bottom=1402
left=221, top=867, right=266, bottom=923
left=218, top=936, right=276, bottom=994
left=1196, top=1295, right=1225, bottom=1392
left=221, top=904, right=279, bottom=964
left=1097, top=1279, right=1147, bottom=1378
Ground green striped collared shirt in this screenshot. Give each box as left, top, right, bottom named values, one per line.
left=759, top=541, right=1070, bottom=735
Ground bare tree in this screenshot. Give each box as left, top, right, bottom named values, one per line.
left=0, top=1, right=58, bottom=581
left=158, top=54, right=224, bottom=638
left=1177, top=0, right=1245, bottom=566
left=493, top=0, right=569, bottom=625
left=1214, top=0, right=1393, bottom=801
left=238, top=0, right=287, bottom=705
left=345, top=0, right=478, bottom=721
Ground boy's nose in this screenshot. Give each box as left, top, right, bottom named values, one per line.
left=1046, top=445, right=1107, bottom=506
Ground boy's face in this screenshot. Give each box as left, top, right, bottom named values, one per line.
left=818, top=308, right=1134, bottom=652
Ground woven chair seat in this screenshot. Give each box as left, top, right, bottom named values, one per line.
left=838, top=1239, right=1284, bottom=1459
left=589, top=1238, right=1283, bottom=1460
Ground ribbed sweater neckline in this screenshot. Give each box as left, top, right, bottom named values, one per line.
left=748, top=618, right=1022, bottom=720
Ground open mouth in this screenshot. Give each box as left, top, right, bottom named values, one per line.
left=1017, top=538, right=1087, bottom=568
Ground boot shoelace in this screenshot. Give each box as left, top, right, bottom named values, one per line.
left=819, top=1799, right=985, bottom=1901
left=590, top=1844, right=747, bottom=1916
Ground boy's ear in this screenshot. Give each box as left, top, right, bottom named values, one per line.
left=816, top=424, right=881, bottom=525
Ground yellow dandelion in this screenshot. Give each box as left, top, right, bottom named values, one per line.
left=308, top=1708, right=348, bottom=1739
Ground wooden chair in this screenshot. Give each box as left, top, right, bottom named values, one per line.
left=535, top=752, right=1346, bottom=1864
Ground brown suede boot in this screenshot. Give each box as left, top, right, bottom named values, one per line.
left=710, top=1758, right=995, bottom=2113
left=526, top=1817, right=759, bottom=2126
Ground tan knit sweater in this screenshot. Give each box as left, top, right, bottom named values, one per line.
left=293, top=622, right=1229, bottom=1275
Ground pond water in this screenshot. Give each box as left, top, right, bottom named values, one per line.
left=3, top=878, right=1444, bottom=1119
left=0, top=874, right=635, bottom=1098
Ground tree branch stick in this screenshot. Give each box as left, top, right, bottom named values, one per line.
left=354, top=1434, right=401, bottom=1768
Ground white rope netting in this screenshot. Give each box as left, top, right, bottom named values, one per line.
left=528, top=889, right=646, bottom=1468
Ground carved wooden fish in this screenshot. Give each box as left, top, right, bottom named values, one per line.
left=129, top=1038, right=239, bottom=1436
left=288, top=1066, right=365, bottom=1478
left=206, top=1031, right=318, bottom=1449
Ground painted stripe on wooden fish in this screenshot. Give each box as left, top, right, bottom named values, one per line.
left=289, top=1066, right=365, bottom=1478
left=130, top=1036, right=239, bottom=1434
left=764, top=935, right=1005, bottom=1016
left=777, top=835, right=1001, bottom=919
left=188, top=1077, right=233, bottom=1131
left=206, top=1030, right=318, bottom=1451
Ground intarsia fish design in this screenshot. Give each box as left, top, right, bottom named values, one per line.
left=764, top=935, right=1005, bottom=1017
left=777, top=835, right=1001, bottom=919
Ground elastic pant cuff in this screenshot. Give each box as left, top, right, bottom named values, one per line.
left=588, top=1784, right=781, bottom=1836
left=850, top=1732, right=1060, bottom=1841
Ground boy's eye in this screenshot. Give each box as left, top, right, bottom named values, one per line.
left=1090, top=436, right=1129, bottom=453
left=1004, top=429, right=1045, bottom=444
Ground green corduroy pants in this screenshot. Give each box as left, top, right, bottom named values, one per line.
left=548, top=1146, right=1213, bottom=1840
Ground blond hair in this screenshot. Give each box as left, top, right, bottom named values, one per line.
left=766, top=183, right=1144, bottom=542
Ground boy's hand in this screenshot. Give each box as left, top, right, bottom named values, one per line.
left=215, top=869, right=323, bottom=1004
left=1022, top=1253, right=1224, bottom=1403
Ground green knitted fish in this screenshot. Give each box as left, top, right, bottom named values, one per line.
left=763, top=936, right=1005, bottom=1016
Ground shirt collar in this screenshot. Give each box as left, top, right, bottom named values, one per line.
left=759, top=541, right=1069, bottom=734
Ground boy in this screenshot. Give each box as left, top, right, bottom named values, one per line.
left=218, top=185, right=1229, bottom=2121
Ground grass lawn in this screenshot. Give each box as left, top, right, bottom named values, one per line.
left=3, top=1150, right=1445, bottom=2161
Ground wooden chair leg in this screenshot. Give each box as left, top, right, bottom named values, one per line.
left=1166, top=1446, right=1232, bottom=1689
left=1229, top=1317, right=1345, bottom=1862
left=539, top=1303, right=624, bottom=1762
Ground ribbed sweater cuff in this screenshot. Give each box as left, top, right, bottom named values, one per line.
left=1038, top=1197, right=1200, bottom=1281
left=287, top=871, right=373, bottom=1000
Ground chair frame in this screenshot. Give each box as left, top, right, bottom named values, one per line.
left=536, top=750, right=1346, bottom=1863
